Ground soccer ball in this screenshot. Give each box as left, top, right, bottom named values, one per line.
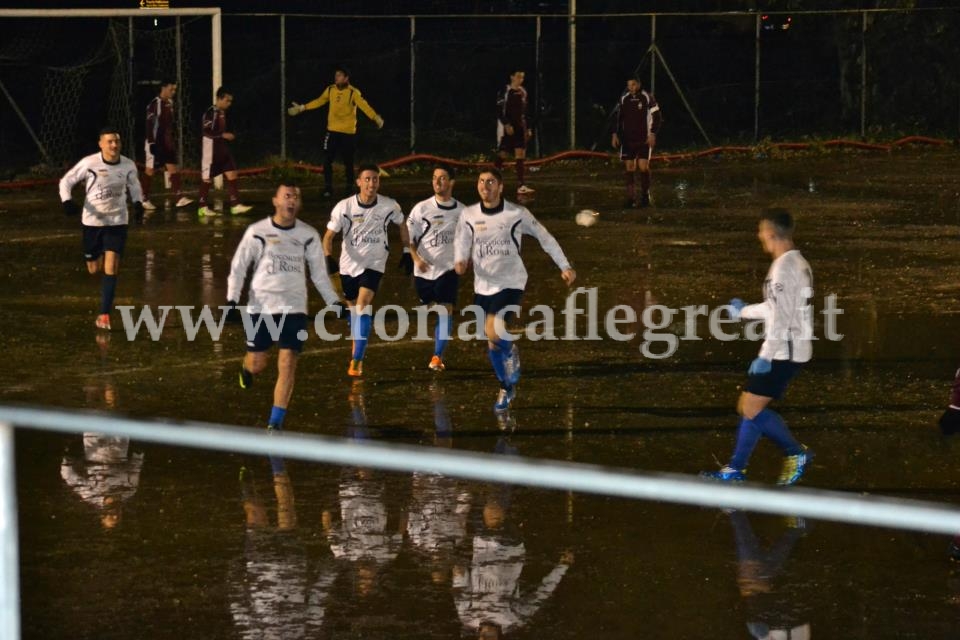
left=575, top=209, right=599, bottom=227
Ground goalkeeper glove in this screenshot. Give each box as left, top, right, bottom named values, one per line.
left=374, top=115, right=385, bottom=129
left=62, top=200, right=80, bottom=217
left=287, top=102, right=306, bottom=116
left=326, top=255, right=339, bottom=275
left=399, top=248, right=413, bottom=276
left=132, top=201, right=144, bottom=224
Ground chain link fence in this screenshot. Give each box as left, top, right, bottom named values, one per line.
left=1, top=9, right=958, bottom=180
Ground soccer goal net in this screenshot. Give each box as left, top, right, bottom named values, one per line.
left=0, top=8, right=220, bottom=180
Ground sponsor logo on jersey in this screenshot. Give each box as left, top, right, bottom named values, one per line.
left=267, top=253, right=304, bottom=274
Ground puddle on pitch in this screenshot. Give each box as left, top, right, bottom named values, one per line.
left=5, top=151, right=960, bottom=638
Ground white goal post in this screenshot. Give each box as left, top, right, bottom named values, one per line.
left=0, top=7, right=220, bottom=182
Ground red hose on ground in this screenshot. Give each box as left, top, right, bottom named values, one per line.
left=2, top=136, right=953, bottom=190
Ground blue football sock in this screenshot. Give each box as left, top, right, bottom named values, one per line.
left=269, top=405, right=287, bottom=428
left=100, top=274, right=118, bottom=314
left=488, top=346, right=508, bottom=384
left=752, top=409, right=803, bottom=455
left=729, top=416, right=761, bottom=471
left=352, top=313, right=371, bottom=361
left=434, top=315, right=452, bottom=357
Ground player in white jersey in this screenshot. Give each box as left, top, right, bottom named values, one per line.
left=227, top=182, right=346, bottom=430
left=407, top=164, right=464, bottom=371
left=59, top=127, right=144, bottom=331
left=454, top=168, right=576, bottom=412
left=702, top=209, right=815, bottom=485
left=323, top=164, right=411, bottom=377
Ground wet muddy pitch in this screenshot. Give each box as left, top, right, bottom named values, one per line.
left=3, top=150, right=960, bottom=638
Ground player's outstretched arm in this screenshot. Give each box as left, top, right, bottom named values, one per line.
left=226, top=228, right=260, bottom=304
left=306, top=230, right=342, bottom=307
left=354, top=91, right=383, bottom=128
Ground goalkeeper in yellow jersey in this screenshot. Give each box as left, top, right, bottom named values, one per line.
left=288, top=66, right=384, bottom=198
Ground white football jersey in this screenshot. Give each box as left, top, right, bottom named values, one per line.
left=58, top=152, right=142, bottom=227
left=454, top=200, right=572, bottom=295
left=406, top=196, right=464, bottom=280
left=327, top=194, right=404, bottom=277
left=227, top=216, right=339, bottom=314
left=740, top=249, right=814, bottom=363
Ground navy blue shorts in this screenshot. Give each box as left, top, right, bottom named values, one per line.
left=620, top=140, right=652, bottom=161
left=414, top=270, right=459, bottom=305
left=745, top=360, right=803, bottom=400
left=245, top=313, right=308, bottom=353
left=340, top=269, right=383, bottom=301
left=83, top=224, right=128, bottom=261
left=474, top=288, right=523, bottom=321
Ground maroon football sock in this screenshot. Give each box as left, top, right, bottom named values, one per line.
left=198, top=181, right=211, bottom=206
left=227, top=179, right=240, bottom=205
left=625, top=171, right=636, bottom=199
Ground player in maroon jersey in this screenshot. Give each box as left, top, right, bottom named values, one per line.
left=495, top=70, right=535, bottom=195
left=611, top=77, right=662, bottom=208
left=197, top=87, right=251, bottom=217
left=141, top=80, right=192, bottom=210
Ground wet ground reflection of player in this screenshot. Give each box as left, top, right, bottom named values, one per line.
left=230, top=457, right=335, bottom=639
left=405, top=381, right=472, bottom=589
left=454, top=410, right=574, bottom=640
left=323, top=380, right=405, bottom=601
left=60, top=337, right=143, bottom=530
left=726, top=510, right=811, bottom=640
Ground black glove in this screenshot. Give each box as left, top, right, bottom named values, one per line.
left=149, top=143, right=158, bottom=156
left=132, top=201, right=144, bottom=224
left=399, top=251, right=414, bottom=276
left=62, top=200, right=80, bottom=217
left=225, top=300, right=242, bottom=324
left=326, top=255, right=339, bottom=275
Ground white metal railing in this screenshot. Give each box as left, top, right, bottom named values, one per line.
left=2, top=405, right=960, bottom=638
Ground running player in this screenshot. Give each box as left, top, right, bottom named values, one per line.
left=454, top=168, right=576, bottom=412
left=323, top=164, right=410, bottom=377
left=611, top=76, right=661, bottom=208
left=141, top=80, right=192, bottom=210
left=406, top=164, right=464, bottom=371
left=287, top=66, right=384, bottom=198
left=58, top=127, right=144, bottom=331
left=198, top=87, right=252, bottom=217
left=495, top=69, right=535, bottom=195
left=227, top=182, right=346, bottom=431
left=701, top=209, right=815, bottom=485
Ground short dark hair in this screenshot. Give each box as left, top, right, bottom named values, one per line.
left=480, top=167, right=503, bottom=183
left=434, top=163, right=455, bottom=180
left=761, top=208, right=794, bottom=238
left=98, top=126, right=120, bottom=138
left=215, top=86, right=232, bottom=99
left=277, top=180, right=299, bottom=191
left=509, top=68, right=525, bottom=77
left=335, top=65, right=350, bottom=78
left=357, top=163, right=379, bottom=176
left=159, top=79, right=176, bottom=90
